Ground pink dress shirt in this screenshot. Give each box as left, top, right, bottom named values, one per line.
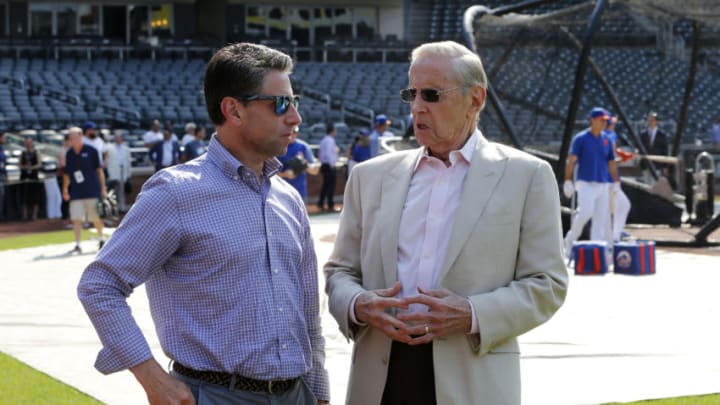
left=351, top=130, right=480, bottom=333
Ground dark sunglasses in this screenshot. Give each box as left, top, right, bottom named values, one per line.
left=236, top=94, right=300, bottom=115
left=400, top=87, right=462, bottom=103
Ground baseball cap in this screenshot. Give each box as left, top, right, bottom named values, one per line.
left=359, top=129, right=370, bottom=136
left=589, top=108, right=609, bottom=120
left=375, top=114, right=391, bottom=125
left=82, top=121, right=98, bottom=131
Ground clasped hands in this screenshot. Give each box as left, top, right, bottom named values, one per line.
left=353, top=281, right=472, bottom=345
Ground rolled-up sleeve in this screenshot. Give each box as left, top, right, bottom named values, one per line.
left=77, top=172, right=182, bottom=374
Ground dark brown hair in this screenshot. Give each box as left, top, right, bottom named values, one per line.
left=204, top=43, right=293, bottom=125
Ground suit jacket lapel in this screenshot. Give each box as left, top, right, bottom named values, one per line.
left=379, top=149, right=423, bottom=287
left=440, top=139, right=507, bottom=282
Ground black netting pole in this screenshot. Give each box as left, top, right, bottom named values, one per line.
left=557, top=0, right=608, bottom=185
left=673, top=21, right=700, bottom=157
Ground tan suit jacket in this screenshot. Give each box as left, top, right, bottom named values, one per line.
left=325, top=133, right=569, bottom=405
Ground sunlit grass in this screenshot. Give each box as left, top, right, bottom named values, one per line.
left=0, top=229, right=97, bottom=251
left=0, top=352, right=104, bottom=404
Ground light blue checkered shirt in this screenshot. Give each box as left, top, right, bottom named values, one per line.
left=78, top=135, right=329, bottom=400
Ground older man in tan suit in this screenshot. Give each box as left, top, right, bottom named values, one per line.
left=325, top=41, right=569, bottom=405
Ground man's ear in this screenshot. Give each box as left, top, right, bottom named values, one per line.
left=470, top=85, right=487, bottom=112
left=221, top=97, right=243, bottom=124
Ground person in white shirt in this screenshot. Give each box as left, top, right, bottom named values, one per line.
left=82, top=121, right=107, bottom=168
left=180, top=122, right=197, bottom=146
left=142, top=119, right=164, bottom=148
left=317, top=123, right=339, bottom=211
left=106, top=130, right=133, bottom=212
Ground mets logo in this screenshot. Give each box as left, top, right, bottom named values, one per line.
left=602, top=138, right=609, bottom=146
left=616, top=250, right=632, bottom=269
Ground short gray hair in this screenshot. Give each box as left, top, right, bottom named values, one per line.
left=68, top=126, right=83, bottom=136
left=410, top=41, right=488, bottom=92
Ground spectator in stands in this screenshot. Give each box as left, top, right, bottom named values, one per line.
left=149, top=129, right=181, bottom=171
left=182, top=125, right=207, bottom=162
left=0, top=132, right=6, bottom=221
left=42, top=152, right=62, bottom=220
left=278, top=126, right=319, bottom=199
left=603, top=116, right=631, bottom=242
left=563, top=107, right=618, bottom=255
left=106, top=131, right=132, bottom=213
left=62, top=127, right=107, bottom=253
left=325, top=40, right=567, bottom=405
left=369, top=114, right=393, bottom=157
left=317, top=122, right=339, bottom=211
left=639, top=111, right=673, bottom=187
left=77, top=42, right=329, bottom=405
left=347, top=129, right=371, bottom=173
left=20, top=137, right=42, bottom=221
left=142, top=119, right=163, bottom=148
left=180, top=122, right=197, bottom=146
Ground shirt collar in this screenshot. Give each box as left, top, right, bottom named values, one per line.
left=206, top=134, right=282, bottom=180
left=415, top=129, right=479, bottom=171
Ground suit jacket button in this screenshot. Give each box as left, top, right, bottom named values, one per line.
left=382, top=356, right=388, bottom=365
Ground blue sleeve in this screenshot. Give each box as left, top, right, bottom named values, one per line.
left=607, top=143, right=616, bottom=161
left=303, top=144, right=315, bottom=163
left=570, top=135, right=582, bottom=157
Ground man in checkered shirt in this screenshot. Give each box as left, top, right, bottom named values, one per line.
left=78, top=43, right=329, bottom=405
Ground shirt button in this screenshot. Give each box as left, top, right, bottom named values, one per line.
left=278, top=307, right=283, bottom=312
left=282, top=344, right=287, bottom=349
left=273, top=268, right=279, bottom=274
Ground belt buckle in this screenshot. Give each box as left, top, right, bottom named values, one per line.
left=268, top=380, right=274, bottom=394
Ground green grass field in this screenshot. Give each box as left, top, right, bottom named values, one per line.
left=0, top=352, right=103, bottom=405
left=606, top=394, right=720, bottom=404
left=0, top=229, right=97, bottom=251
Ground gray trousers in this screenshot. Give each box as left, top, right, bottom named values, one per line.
left=171, top=371, right=316, bottom=405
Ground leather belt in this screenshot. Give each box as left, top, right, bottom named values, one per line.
left=172, top=362, right=298, bottom=394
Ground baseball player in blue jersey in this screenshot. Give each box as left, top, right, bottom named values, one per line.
left=603, top=115, right=631, bottom=242
left=563, top=107, right=619, bottom=256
